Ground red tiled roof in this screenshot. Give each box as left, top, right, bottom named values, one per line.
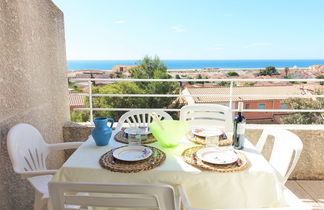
left=184, top=85, right=304, bottom=103
left=69, top=93, right=85, bottom=106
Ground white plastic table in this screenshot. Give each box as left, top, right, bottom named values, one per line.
left=52, top=131, right=286, bottom=209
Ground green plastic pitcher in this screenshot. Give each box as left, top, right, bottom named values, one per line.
left=149, top=120, right=189, bottom=148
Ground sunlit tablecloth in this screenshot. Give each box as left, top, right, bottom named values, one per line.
left=52, top=131, right=286, bottom=209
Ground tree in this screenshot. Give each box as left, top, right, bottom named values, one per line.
left=115, top=71, right=124, bottom=78
left=70, top=82, right=147, bottom=122
left=218, top=81, right=231, bottom=86
left=284, top=67, right=289, bottom=77
left=195, top=74, right=204, bottom=84
left=244, top=82, right=255, bottom=86
left=196, top=74, right=203, bottom=79
left=91, top=82, right=147, bottom=120
left=130, top=56, right=179, bottom=108
left=71, top=110, right=90, bottom=122
left=68, top=81, right=83, bottom=92
left=187, top=76, right=194, bottom=85
left=259, top=66, right=278, bottom=76
left=70, top=56, right=182, bottom=122
left=316, top=75, right=324, bottom=85
left=283, top=90, right=324, bottom=124
left=130, top=56, right=170, bottom=80
left=227, top=72, right=239, bottom=77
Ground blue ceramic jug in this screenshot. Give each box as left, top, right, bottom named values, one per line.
left=92, top=117, right=114, bottom=146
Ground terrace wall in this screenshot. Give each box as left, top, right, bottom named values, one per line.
left=0, top=0, right=68, bottom=209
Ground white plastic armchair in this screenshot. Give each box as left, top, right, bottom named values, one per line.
left=180, top=104, right=233, bottom=133
left=49, top=181, right=178, bottom=210
left=7, top=123, right=83, bottom=210
left=116, top=109, right=173, bottom=131
left=256, top=128, right=303, bottom=183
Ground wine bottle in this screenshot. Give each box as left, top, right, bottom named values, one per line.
left=232, top=102, right=246, bottom=150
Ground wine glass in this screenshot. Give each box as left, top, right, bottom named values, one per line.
left=128, top=127, right=145, bottom=146
left=205, top=135, right=220, bottom=147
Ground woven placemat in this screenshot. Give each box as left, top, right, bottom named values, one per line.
left=182, top=146, right=249, bottom=173
left=114, top=130, right=157, bottom=144
left=99, top=146, right=166, bottom=173
left=187, top=132, right=233, bottom=146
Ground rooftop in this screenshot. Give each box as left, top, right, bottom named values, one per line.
left=184, top=85, right=307, bottom=103
left=68, top=93, right=85, bottom=107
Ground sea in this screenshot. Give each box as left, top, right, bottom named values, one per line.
left=67, top=59, right=324, bottom=71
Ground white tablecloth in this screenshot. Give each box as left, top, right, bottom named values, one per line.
left=53, top=131, right=286, bottom=209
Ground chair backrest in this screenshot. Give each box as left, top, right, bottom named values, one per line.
left=7, top=123, right=49, bottom=174
left=180, top=104, right=233, bottom=133
left=49, top=181, right=177, bottom=210
left=256, top=128, right=303, bottom=183
left=116, top=110, right=173, bottom=131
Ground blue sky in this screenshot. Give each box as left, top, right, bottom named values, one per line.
left=52, top=0, right=324, bottom=60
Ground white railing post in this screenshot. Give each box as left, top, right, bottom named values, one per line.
left=88, top=80, right=93, bottom=123
left=229, top=81, right=234, bottom=111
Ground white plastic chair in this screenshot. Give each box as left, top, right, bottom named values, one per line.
left=49, top=181, right=178, bottom=210
left=7, top=123, right=83, bottom=210
left=180, top=104, right=233, bottom=133
left=256, top=128, right=303, bottom=183
left=116, top=109, right=173, bottom=131
left=177, top=185, right=310, bottom=210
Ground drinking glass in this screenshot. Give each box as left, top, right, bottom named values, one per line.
left=205, top=135, right=220, bottom=147
left=128, top=127, right=145, bottom=146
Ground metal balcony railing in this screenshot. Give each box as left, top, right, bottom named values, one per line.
left=70, top=78, right=324, bottom=122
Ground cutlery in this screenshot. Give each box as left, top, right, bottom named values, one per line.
left=235, top=159, right=242, bottom=167
left=111, top=157, right=116, bottom=164
left=191, top=153, right=198, bottom=164
left=111, top=147, right=119, bottom=164
left=232, top=150, right=242, bottom=167
left=149, top=152, right=157, bottom=165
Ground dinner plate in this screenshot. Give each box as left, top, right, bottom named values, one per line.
left=112, top=146, right=153, bottom=162
left=192, top=128, right=223, bottom=137
left=196, top=147, right=238, bottom=165
left=124, top=127, right=151, bottom=135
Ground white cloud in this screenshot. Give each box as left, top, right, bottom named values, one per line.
left=250, top=42, right=272, bottom=46
left=210, top=47, right=224, bottom=51
left=115, top=20, right=125, bottom=24
left=171, top=26, right=186, bottom=33
left=244, top=42, right=272, bottom=48
left=208, top=44, right=225, bottom=51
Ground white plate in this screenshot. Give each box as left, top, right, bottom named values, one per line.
left=192, top=128, right=223, bottom=137
left=112, top=146, right=153, bottom=162
left=196, top=147, right=238, bottom=165
left=124, top=127, right=151, bottom=135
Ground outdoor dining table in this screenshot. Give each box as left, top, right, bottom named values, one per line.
left=52, top=129, right=287, bottom=209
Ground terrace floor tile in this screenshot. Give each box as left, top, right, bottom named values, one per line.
left=286, top=180, right=324, bottom=210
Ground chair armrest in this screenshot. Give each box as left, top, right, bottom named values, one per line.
left=19, top=170, right=57, bottom=179
left=177, top=185, right=204, bottom=210
left=47, top=142, right=83, bottom=151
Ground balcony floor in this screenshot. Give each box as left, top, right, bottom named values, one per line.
left=286, top=180, right=324, bottom=210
